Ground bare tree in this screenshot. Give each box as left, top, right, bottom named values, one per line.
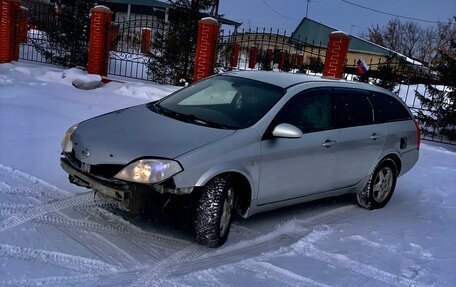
left=383, top=19, right=402, bottom=52
left=400, top=21, right=421, bottom=57
left=363, top=17, right=456, bottom=65
left=366, top=24, right=384, bottom=46
left=416, top=26, right=436, bottom=63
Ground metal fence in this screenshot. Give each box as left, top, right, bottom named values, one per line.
left=217, top=27, right=325, bottom=73
left=17, top=0, right=91, bottom=68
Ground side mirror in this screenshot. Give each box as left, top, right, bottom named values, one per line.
left=272, top=123, right=302, bottom=138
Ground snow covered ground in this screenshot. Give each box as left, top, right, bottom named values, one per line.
left=1, top=62, right=455, bottom=286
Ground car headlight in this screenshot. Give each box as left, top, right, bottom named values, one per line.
left=114, top=159, right=182, bottom=184
left=61, top=124, right=78, bottom=153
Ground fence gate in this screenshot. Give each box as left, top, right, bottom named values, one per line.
left=109, top=14, right=196, bottom=85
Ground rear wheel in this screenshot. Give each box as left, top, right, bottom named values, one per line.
left=357, top=159, right=398, bottom=210
left=192, top=176, right=235, bottom=247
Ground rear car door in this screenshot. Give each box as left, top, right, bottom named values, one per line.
left=258, top=88, right=339, bottom=205
left=332, top=88, right=386, bottom=188
left=369, top=92, right=418, bottom=175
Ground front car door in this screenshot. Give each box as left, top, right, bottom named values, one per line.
left=332, top=87, right=386, bottom=188
left=257, top=88, right=339, bottom=205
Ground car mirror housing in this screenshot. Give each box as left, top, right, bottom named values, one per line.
left=272, top=123, right=302, bottom=138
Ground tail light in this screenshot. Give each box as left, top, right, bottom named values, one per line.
left=413, top=119, right=421, bottom=150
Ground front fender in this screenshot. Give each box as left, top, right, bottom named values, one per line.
left=194, top=164, right=256, bottom=189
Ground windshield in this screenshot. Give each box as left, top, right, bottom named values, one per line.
left=152, top=75, right=286, bottom=129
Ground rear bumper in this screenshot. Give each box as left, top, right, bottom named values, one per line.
left=60, top=157, right=130, bottom=201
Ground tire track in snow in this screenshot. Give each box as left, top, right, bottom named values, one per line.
left=171, top=234, right=294, bottom=277
left=294, top=241, right=428, bottom=287
left=0, top=202, right=36, bottom=219
left=34, top=212, right=188, bottom=251
left=77, top=206, right=191, bottom=250
left=238, top=261, right=332, bottom=287
left=3, top=204, right=362, bottom=286
left=0, top=202, right=36, bottom=209
left=172, top=205, right=361, bottom=277
left=57, top=227, right=140, bottom=269
left=0, top=244, right=119, bottom=274
left=0, top=164, right=72, bottom=201
left=345, top=235, right=398, bottom=253
left=144, top=205, right=363, bottom=284
left=130, top=243, right=208, bottom=287
left=0, top=193, right=94, bottom=232
left=34, top=213, right=170, bottom=259
left=0, top=180, right=63, bottom=202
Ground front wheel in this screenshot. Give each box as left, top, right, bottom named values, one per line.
left=192, top=176, right=235, bottom=247
left=357, top=159, right=398, bottom=210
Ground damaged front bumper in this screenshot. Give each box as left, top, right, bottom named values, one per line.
left=60, top=156, right=194, bottom=214
left=61, top=157, right=131, bottom=201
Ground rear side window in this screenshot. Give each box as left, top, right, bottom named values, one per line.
left=334, top=88, right=373, bottom=128
left=370, top=93, right=412, bottom=123
left=273, top=88, right=332, bottom=134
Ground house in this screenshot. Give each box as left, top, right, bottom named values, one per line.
left=291, top=17, right=419, bottom=69
left=98, top=0, right=241, bottom=27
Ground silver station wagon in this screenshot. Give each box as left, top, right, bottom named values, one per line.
left=61, top=71, right=420, bottom=247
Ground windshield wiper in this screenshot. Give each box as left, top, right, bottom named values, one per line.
left=150, top=102, right=175, bottom=118
left=174, top=112, right=234, bottom=129
left=149, top=103, right=234, bottom=129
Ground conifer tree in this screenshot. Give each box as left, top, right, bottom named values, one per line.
left=34, top=0, right=94, bottom=68
left=146, top=0, right=213, bottom=85
left=415, top=40, right=456, bottom=141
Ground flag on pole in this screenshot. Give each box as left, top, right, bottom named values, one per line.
left=356, top=57, right=369, bottom=75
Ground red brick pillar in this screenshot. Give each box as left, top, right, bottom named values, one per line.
left=193, top=17, right=221, bottom=81
left=0, top=0, right=20, bottom=63
left=248, top=46, right=258, bottom=69
left=323, top=31, right=350, bottom=79
left=141, top=28, right=151, bottom=53
left=230, top=43, right=240, bottom=68
left=87, top=5, right=113, bottom=76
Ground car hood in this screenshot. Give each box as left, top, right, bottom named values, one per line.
left=71, top=104, right=235, bottom=165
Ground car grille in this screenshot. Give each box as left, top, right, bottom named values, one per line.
left=65, top=151, right=124, bottom=179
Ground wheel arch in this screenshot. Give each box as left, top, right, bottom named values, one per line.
left=378, top=153, right=402, bottom=175
left=195, top=168, right=254, bottom=218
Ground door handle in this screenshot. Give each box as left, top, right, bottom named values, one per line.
left=322, top=140, right=337, bottom=148
left=369, top=133, right=382, bottom=141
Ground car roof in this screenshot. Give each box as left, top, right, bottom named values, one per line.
left=222, top=70, right=390, bottom=94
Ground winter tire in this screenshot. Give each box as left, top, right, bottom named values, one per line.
left=192, top=176, right=235, bottom=247
left=356, top=159, right=398, bottom=210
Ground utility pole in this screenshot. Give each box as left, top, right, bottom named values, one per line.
left=306, top=0, right=309, bottom=18
left=215, top=0, right=219, bottom=17
left=305, top=0, right=318, bottom=18
left=210, top=0, right=220, bottom=17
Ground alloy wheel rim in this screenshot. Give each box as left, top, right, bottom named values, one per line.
left=372, top=167, right=394, bottom=203
left=220, top=188, right=234, bottom=237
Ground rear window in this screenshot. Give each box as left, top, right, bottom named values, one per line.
left=369, top=93, right=412, bottom=123
left=334, top=88, right=374, bottom=128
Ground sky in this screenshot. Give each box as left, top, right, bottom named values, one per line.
left=219, top=0, right=456, bottom=35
